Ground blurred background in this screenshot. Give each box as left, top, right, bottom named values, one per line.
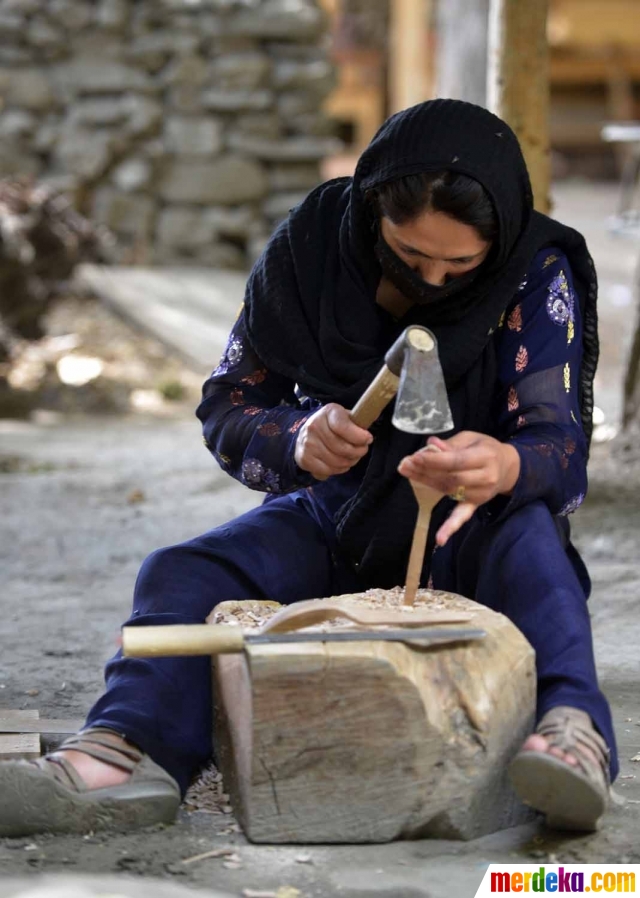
left=0, top=0, right=639, bottom=438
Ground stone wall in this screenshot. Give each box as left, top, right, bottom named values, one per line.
left=0, top=0, right=339, bottom=268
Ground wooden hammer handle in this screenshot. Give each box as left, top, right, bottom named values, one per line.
left=122, top=624, right=245, bottom=657
left=350, top=365, right=400, bottom=429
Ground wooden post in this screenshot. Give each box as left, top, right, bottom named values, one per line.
left=487, top=0, right=551, bottom=213
left=389, top=0, right=433, bottom=113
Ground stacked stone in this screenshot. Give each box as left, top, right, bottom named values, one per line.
left=0, top=0, right=339, bottom=268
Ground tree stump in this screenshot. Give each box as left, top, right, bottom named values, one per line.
left=209, top=588, right=536, bottom=843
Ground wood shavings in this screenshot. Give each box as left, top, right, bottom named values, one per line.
left=183, top=762, right=232, bottom=815
left=181, top=847, right=236, bottom=865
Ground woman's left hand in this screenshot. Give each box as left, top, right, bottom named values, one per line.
left=397, top=431, right=521, bottom=546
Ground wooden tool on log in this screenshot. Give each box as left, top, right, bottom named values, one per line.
left=122, top=621, right=486, bottom=657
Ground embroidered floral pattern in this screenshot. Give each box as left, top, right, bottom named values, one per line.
left=515, top=345, right=529, bottom=372
left=258, top=422, right=282, bottom=437
left=213, top=337, right=245, bottom=376
left=508, top=304, right=523, bottom=332
left=563, top=362, right=571, bottom=393
left=564, top=437, right=576, bottom=455
left=498, top=310, right=506, bottom=328
left=546, top=270, right=575, bottom=327
left=241, top=369, right=267, bottom=386
left=517, top=414, right=526, bottom=427
left=241, top=458, right=281, bottom=493
left=567, top=319, right=574, bottom=345
left=507, top=386, right=519, bottom=412
left=543, top=254, right=559, bottom=268
left=243, top=406, right=262, bottom=416
left=533, top=443, right=554, bottom=457
left=558, top=493, right=585, bottom=516
left=230, top=388, right=245, bottom=406
left=518, top=277, right=528, bottom=291
left=289, top=416, right=309, bottom=435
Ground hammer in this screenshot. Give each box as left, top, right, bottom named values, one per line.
left=349, top=325, right=454, bottom=606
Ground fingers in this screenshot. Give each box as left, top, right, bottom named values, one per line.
left=326, top=405, right=374, bottom=447
left=435, top=501, right=477, bottom=547
left=294, top=403, right=373, bottom=479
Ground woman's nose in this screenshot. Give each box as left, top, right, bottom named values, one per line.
left=417, top=261, right=448, bottom=286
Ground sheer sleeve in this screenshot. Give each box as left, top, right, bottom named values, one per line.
left=491, top=249, right=588, bottom=518
left=196, top=308, right=317, bottom=494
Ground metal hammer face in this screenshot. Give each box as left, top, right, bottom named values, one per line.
left=388, top=326, right=454, bottom=435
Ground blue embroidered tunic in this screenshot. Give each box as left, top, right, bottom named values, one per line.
left=197, top=247, right=587, bottom=521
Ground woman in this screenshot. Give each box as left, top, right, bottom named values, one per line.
left=0, top=100, right=615, bottom=836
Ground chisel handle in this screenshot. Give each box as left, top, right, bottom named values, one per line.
left=122, top=624, right=245, bottom=657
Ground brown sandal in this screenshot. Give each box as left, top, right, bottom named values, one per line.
left=509, top=706, right=610, bottom=831
left=0, top=727, right=181, bottom=838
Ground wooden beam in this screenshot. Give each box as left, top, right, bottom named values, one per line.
left=0, top=710, right=40, bottom=760
left=389, top=0, right=433, bottom=113
left=487, top=0, right=551, bottom=213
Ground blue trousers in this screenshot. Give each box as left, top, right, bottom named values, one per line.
left=86, top=493, right=617, bottom=795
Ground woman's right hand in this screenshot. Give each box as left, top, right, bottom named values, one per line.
left=294, top=403, right=373, bottom=481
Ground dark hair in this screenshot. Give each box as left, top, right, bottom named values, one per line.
left=367, top=170, right=498, bottom=242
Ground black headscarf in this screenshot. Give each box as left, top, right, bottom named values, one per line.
left=244, top=99, right=599, bottom=586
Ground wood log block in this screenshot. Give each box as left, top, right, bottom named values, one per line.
left=209, top=589, right=536, bottom=843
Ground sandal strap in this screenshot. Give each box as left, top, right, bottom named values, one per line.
left=536, top=707, right=610, bottom=784
left=48, top=727, right=143, bottom=776
left=37, top=754, right=88, bottom=792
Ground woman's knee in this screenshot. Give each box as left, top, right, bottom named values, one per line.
left=132, top=543, right=220, bottom=618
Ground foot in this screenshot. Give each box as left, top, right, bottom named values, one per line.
left=0, top=727, right=181, bottom=837
left=519, top=731, right=600, bottom=772
left=53, top=730, right=133, bottom=789
left=509, top=706, right=610, bottom=832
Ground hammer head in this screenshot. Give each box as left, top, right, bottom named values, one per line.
left=387, top=326, right=454, bottom=435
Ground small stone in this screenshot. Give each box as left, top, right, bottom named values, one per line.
left=201, top=89, right=273, bottom=113
left=268, top=163, right=321, bottom=192
left=203, top=205, right=259, bottom=240
left=290, top=112, right=336, bottom=137
left=127, top=32, right=195, bottom=73
left=27, top=16, right=63, bottom=47
left=72, top=98, right=129, bottom=127
left=160, top=54, right=209, bottom=88
left=54, top=128, right=115, bottom=180
left=159, top=157, right=268, bottom=205
left=0, top=0, right=40, bottom=12
left=227, top=0, right=324, bottom=40
left=95, top=0, right=129, bottom=31
left=193, top=242, right=246, bottom=270
left=51, top=61, right=155, bottom=97
left=277, top=91, right=324, bottom=119
left=0, top=11, right=23, bottom=35
left=227, top=133, right=342, bottom=162
left=93, top=189, right=156, bottom=238
left=33, top=120, right=60, bottom=153
left=263, top=191, right=307, bottom=221
left=0, top=110, right=36, bottom=139
left=157, top=207, right=216, bottom=249
left=0, top=68, right=56, bottom=111
left=111, top=158, right=153, bottom=193
left=233, top=113, right=282, bottom=140
left=273, top=59, right=334, bottom=96
left=167, top=86, right=203, bottom=115
left=0, top=46, right=33, bottom=65
left=164, top=116, right=223, bottom=156
left=210, top=52, right=271, bottom=91
left=49, top=0, right=92, bottom=31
